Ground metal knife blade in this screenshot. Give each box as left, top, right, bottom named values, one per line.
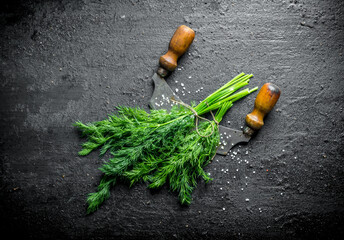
left=149, top=79, right=251, bottom=155
left=217, top=125, right=251, bottom=155
left=148, top=73, right=181, bottom=112
left=148, top=73, right=244, bottom=155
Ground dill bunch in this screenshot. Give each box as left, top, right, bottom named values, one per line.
left=74, top=73, right=257, bottom=214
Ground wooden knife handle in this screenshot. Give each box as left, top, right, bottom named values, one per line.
left=158, top=25, right=195, bottom=77
left=244, top=83, right=281, bottom=136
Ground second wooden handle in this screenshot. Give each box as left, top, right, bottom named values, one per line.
left=159, top=25, right=195, bottom=72
left=245, top=83, right=281, bottom=130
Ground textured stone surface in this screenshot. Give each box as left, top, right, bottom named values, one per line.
left=0, top=0, right=343, bottom=239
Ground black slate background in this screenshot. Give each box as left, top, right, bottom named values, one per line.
left=1, top=0, right=344, bottom=239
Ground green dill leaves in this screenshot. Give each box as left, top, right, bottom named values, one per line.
left=74, top=73, right=257, bottom=213
left=76, top=106, right=218, bottom=213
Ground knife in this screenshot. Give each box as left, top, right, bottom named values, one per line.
left=149, top=25, right=195, bottom=111
left=217, top=83, right=281, bottom=155
left=149, top=25, right=281, bottom=155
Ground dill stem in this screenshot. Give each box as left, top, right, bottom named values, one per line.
left=193, top=73, right=254, bottom=115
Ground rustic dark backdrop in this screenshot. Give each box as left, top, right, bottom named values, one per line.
left=1, top=0, right=343, bottom=239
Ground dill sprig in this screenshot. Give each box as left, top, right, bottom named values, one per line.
left=74, top=73, right=257, bottom=214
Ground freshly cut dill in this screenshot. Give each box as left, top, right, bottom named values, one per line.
left=74, top=73, right=257, bottom=214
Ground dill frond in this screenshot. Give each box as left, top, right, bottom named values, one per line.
left=75, top=73, right=257, bottom=213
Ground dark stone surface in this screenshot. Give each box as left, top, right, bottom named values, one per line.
left=1, top=0, right=343, bottom=239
